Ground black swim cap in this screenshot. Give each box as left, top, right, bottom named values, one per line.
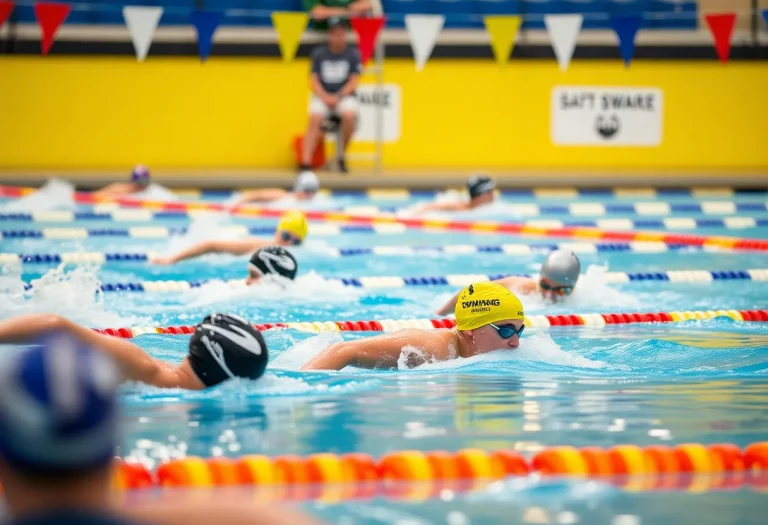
left=187, top=314, right=268, bottom=387
left=249, top=246, right=298, bottom=281
left=467, top=175, right=496, bottom=199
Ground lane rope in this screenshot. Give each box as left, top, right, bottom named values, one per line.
left=2, top=199, right=767, bottom=221
left=85, top=309, right=768, bottom=338
left=0, top=242, right=740, bottom=265
left=109, top=441, right=768, bottom=491
left=19, top=269, right=768, bottom=292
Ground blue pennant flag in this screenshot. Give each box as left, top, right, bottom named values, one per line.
left=610, top=15, right=642, bottom=67
left=191, top=10, right=221, bottom=62
left=763, top=9, right=767, bottom=27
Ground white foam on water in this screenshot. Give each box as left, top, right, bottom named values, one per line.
left=185, top=271, right=362, bottom=308
left=2, top=178, right=75, bottom=211
left=406, top=331, right=611, bottom=371
left=132, top=183, right=179, bottom=201
left=163, top=212, right=239, bottom=254
left=0, top=264, right=146, bottom=327
left=270, top=332, right=344, bottom=370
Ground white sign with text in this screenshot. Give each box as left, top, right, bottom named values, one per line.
left=354, top=84, right=401, bottom=143
left=551, top=86, right=663, bottom=146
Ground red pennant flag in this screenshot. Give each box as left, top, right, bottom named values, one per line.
left=705, top=13, right=736, bottom=64
left=351, top=16, right=385, bottom=65
left=34, top=1, right=71, bottom=56
left=0, top=1, right=14, bottom=28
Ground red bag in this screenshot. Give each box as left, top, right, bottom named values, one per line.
left=293, top=134, right=325, bottom=169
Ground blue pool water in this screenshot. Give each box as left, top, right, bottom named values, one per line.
left=1, top=186, right=768, bottom=524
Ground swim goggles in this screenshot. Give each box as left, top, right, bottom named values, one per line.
left=489, top=322, right=525, bottom=339
left=539, top=280, right=574, bottom=296
left=280, top=230, right=303, bottom=246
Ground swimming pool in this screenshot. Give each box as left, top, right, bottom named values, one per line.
left=1, top=185, right=767, bottom=524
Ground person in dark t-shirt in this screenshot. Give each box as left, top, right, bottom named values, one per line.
left=300, top=17, right=362, bottom=174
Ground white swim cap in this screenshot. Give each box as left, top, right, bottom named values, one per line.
left=294, top=171, right=320, bottom=194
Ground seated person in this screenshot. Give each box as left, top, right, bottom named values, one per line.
left=92, top=165, right=150, bottom=199
left=233, top=171, right=320, bottom=207
left=304, top=0, right=372, bottom=29
left=300, top=17, right=362, bottom=174
left=246, top=246, right=298, bottom=285
left=436, top=249, right=582, bottom=315
left=411, top=175, right=497, bottom=214
left=151, top=210, right=308, bottom=265
left=0, top=313, right=268, bottom=390
left=302, top=282, right=525, bottom=370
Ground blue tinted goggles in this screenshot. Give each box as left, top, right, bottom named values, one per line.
left=489, top=323, right=525, bottom=339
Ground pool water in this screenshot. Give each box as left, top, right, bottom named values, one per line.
left=1, top=185, right=767, bottom=524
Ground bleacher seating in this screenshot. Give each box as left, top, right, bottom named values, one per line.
left=5, top=0, right=700, bottom=30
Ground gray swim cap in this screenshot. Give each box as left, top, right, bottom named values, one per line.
left=294, top=171, right=320, bottom=194
left=541, top=249, right=581, bottom=286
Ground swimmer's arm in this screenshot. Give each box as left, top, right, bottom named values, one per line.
left=435, top=276, right=534, bottom=316
left=91, top=183, right=131, bottom=199
left=151, top=239, right=268, bottom=265
left=234, top=189, right=288, bottom=206
left=0, top=314, right=175, bottom=386
left=411, top=201, right=468, bottom=214
left=301, top=331, right=444, bottom=371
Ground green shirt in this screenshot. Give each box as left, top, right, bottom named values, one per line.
left=303, top=0, right=356, bottom=31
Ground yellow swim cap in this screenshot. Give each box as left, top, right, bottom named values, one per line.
left=277, top=211, right=308, bottom=241
left=454, top=282, right=524, bottom=331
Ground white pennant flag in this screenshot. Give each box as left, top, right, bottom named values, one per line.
left=123, top=6, right=163, bottom=62
left=544, top=14, right=583, bottom=71
left=405, top=14, right=444, bottom=71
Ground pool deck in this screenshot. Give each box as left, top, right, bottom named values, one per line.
left=2, top=169, right=767, bottom=190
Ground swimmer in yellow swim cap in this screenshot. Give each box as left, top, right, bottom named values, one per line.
left=151, top=210, right=308, bottom=265
left=301, top=282, right=525, bottom=371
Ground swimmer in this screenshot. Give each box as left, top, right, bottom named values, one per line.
left=0, top=313, right=268, bottom=390
left=151, top=210, right=308, bottom=265
left=246, top=246, right=298, bottom=285
left=232, top=171, right=320, bottom=207
left=410, top=175, right=496, bottom=214
left=301, top=282, right=524, bottom=370
left=91, top=165, right=150, bottom=199
left=0, top=333, right=321, bottom=525
left=436, top=248, right=582, bottom=316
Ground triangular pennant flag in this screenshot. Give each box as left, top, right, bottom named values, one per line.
left=763, top=9, right=767, bottom=27
left=190, top=10, right=221, bottom=63
left=34, top=2, right=71, bottom=56
left=351, top=16, right=385, bottom=65
left=544, top=14, right=582, bottom=71
left=123, top=6, right=163, bottom=62
left=0, top=1, right=14, bottom=29
left=610, top=15, right=642, bottom=67
left=405, top=14, right=444, bottom=71
left=271, top=11, right=308, bottom=63
left=483, top=16, right=521, bottom=65
left=705, top=13, right=737, bottom=64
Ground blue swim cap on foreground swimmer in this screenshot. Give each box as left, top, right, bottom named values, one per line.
left=455, top=282, right=525, bottom=336
left=0, top=333, right=121, bottom=472
left=187, top=313, right=268, bottom=387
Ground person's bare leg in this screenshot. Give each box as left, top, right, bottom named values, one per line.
left=340, top=110, right=356, bottom=152
left=301, top=113, right=325, bottom=167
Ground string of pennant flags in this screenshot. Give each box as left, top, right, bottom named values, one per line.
left=0, top=2, right=766, bottom=67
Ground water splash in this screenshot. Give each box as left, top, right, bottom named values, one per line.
left=133, top=183, right=179, bottom=202
left=163, top=212, right=239, bottom=254
left=185, top=271, right=363, bottom=308
left=2, top=178, right=75, bottom=211
left=0, top=264, right=146, bottom=327
left=268, top=332, right=343, bottom=371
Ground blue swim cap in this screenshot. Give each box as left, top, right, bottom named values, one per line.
left=0, top=332, right=121, bottom=472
